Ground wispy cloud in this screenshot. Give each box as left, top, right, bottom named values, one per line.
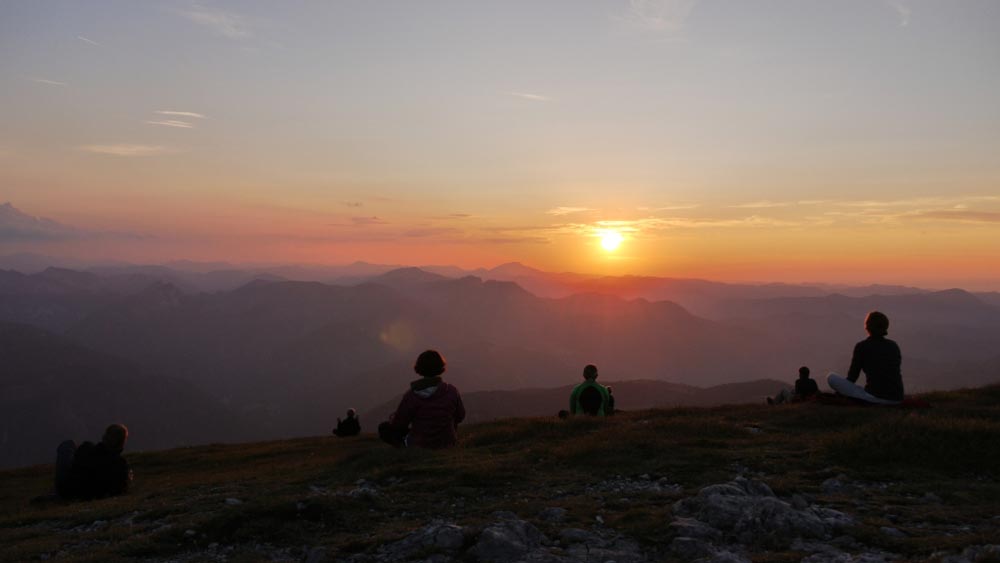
left=623, top=0, right=700, bottom=34
left=145, top=120, right=195, bottom=129
left=730, top=200, right=793, bottom=209
left=0, top=202, right=147, bottom=242
left=915, top=210, right=1000, bottom=223
left=77, top=35, right=100, bottom=46
left=886, top=0, right=911, bottom=27
left=154, top=110, right=207, bottom=119
left=78, top=144, right=174, bottom=157
left=510, top=92, right=552, bottom=102
left=28, top=77, right=68, bottom=87
left=343, top=201, right=364, bottom=208
left=178, top=5, right=252, bottom=39
left=351, top=216, right=387, bottom=226
left=546, top=206, right=592, bottom=216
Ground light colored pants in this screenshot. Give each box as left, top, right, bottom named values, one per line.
left=828, top=373, right=901, bottom=405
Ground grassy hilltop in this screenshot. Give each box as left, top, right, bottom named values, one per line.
left=2, top=386, right=999, bottom=562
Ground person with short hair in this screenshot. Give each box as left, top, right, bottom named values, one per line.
left=380, top=350, right=466, bottom=448
left=569, top=364, right=611, bottom=416
left=828, top=311, right=904, bottom=404
left=55, top=424, right=132, bottom=500
left=768, top=366, right=819, bottom=405
left=333, top=408, right=361, bottom=437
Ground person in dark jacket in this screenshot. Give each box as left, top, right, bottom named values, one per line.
left=333, top=408, right=361, bottom=437
left=768, top=366, right=820, bottom=405
left=383, top=350, right=466, bottom=449
left=828, top=311, right=904, bottom=404
left=55, top=424, right=131, bottom=500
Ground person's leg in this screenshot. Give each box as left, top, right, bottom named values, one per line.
left=54, top=440, right=77, bottom=498
left=828, top=373, right=900, bottom=405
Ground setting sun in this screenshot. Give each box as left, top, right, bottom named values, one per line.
left=600, top=231, right=624, bottom=252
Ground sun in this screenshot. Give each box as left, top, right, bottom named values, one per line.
left=600, top=230, right=624, bottom=252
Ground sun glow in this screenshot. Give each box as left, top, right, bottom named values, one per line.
left=600, top=230, right=624, bottom=252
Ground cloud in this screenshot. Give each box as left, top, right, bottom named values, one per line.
left=351, top=216, right=387, bottom=226
left=623, top=0, right=700, bottom=34
left=154, top=110, right=207, bottom=119
left=886, top=0, right=911, bottom=27
left=912, top=210, right=1000, bottom=224
left=28, top=77, right=68, bottom=87
left=77, top=36, right=100, bottom=46
left=78, top=144, right=173, bottom=157
left=178, top=6, right=252, bottom=39
left=0, top=202, right=147, bottom=242
left=510, top=92, right=551, bottom=102
left=546, top=206, right=592, bottom=216
left=145, top=120, right=195, bottom=129
left=343, top=201, right=364, bottom=208
left=730, top=201, right=793, bottom=209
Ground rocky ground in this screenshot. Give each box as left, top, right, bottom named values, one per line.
left=2, top=386, right=999, bottom=562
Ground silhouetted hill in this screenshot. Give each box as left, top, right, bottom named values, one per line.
left=4, top=265, right=1000, bottom=457
left=0, top=323, right=256, bottom=469
left=363, top=378, right=788, bottom=424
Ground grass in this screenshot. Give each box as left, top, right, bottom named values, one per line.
left=2, top=385, right=999, bottom=562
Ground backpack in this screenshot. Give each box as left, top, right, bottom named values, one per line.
left=579, top=386, right=603, bottom=416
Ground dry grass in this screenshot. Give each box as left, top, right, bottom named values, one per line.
left=1, top=385, right=998, bottom=561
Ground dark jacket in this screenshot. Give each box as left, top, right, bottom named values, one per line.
left=390, top=381, right=466, bottom=449
left=848, top=335, right=904, bottom=401
left=795, top=378, right=819, bottom=398
left=70, top=442, right=130, bottom=499
left=334, top=415, right=361, bottom=437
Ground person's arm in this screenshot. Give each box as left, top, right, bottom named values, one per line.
left=110, top=458, right=130, bottom=495
left=390, top=393, right=416, bottom=432
left=599, top=386, right=611, bottom=414
left=847, top=342, right=864, bottom=383
left=454, top=390, right=466, bottom=427
left=569, top=385, right=581, bottom=414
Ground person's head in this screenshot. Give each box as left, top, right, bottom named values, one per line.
left=798, top=366, right=810, bottom=380
left=102, top=424, right=128, bottom=453
left=414, top=349, right=446, bottom=378
left=865, top=311, right=890, bottom=337
left=583, top=364, right=599, bottom=380
left=346, top=408, right=357, bottom=418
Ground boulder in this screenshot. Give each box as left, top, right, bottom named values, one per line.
left=672, top=477, right=853, bottom=547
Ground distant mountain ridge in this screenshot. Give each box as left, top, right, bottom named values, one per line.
left=363, top=378, right=790, bottom=424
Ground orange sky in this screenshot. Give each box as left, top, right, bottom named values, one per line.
left=2, top=2, right=999, bottom=289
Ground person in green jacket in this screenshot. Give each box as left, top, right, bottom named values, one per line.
left=569, top=364, right=612, bottom=416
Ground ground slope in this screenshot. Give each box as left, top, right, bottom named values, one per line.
left=1, top=387, right=999, bottom=562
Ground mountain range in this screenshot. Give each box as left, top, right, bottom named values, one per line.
left=2, top=256, right=999, bottom=468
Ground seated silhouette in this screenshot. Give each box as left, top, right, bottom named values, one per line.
left=380, top=350, right=466, bottom=449
left=828, top=311, right=904, bottom=404
left=569, top=364, right=611, bottom=416
left=333, top=408, right=361, bottom=437
left=55, top=424, right=132, bottom=500
left=768, top=366, right=819, bottom=405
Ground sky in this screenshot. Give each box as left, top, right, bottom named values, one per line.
left=1, top=1, right=999, bottom=289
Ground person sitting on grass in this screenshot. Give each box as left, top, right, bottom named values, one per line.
left=606, top=385, right=617, bottom=414
left=333, top=408, right=361, bottom=437
left=828, top=311, right=904, bottom=405
left=55, top=424, right=132, bottom=500
left=569, top=364, right=612, bottom=416
left=380, top=350, right=466, bottom=449
left=768, top=366, right=820, bottom=405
